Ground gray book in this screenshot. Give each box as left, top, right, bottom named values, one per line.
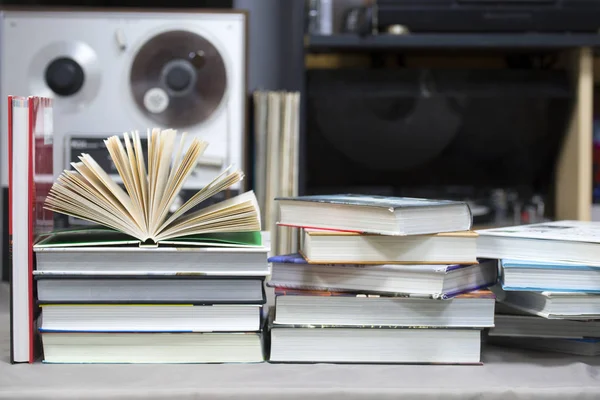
left=33, top=233, right=270, bottom=276
left=35, top=275, right=266, bottom=304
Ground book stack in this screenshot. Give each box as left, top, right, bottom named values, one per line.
left=267, top=195, right=499, bottom=364
left=21, top=128, right=269, bottom=363
left=33, top=229, right=269, bottom=364
left=477, top=221, right=600, bottom=356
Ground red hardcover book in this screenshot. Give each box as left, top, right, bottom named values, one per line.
left=8, top=96, right=54, bottom=363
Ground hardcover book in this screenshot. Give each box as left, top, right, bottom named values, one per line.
left=301, top=228, right=477, bottom=264
left=272, top=287, right=496, bottom=328
left=34, top=226, right=262, bottom=248
left=8, top=95, right=54, bottom=363
left=276, top=194, right=472, bottom=236
left=478, top=220, right=600, bottom=242
left=268, top=254, right=498, bottom=299
left=279, top=194, right=465, bottom=208
left=477, top=221, right=600, bottom=265
left=269, top=327, right=483, bottom=364
left=274, top=287, right=495, bottom=299
left=492, top=286, right=600, bottom=319
left=500, top=259, right=600, bottom=293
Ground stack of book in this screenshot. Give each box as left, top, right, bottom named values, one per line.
left=477, top=221, right=600, bottom=356
left=34, top=229, right=269, bottom=364
left=267, top=194, right=498, bottom=364
left=25, top=129, right=269, bottom=363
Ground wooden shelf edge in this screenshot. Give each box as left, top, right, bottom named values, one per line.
left=555, top=47, right=594, bottom=221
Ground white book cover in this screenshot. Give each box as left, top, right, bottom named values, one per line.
left=477, top=220, right=600, bottom=243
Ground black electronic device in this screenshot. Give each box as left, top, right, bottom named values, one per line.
left=305, top=68, right=573, bottom=222
left=374, top=0, right=600, bottom=33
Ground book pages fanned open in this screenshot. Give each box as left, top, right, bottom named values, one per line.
left=44, top=128, right=261, bottom=245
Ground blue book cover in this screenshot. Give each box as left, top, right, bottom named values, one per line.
left=500, top=259, right=600, bottom=293
left=268, top=253, right=307, bottom=264
left=501, top=259, right=600, bottom=271
left=268, top=253, right=471, bottom=273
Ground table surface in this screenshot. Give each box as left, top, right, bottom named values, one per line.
left=1, top=283, right=600, bottom=400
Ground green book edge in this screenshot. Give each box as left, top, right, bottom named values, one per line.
left=34, top=226, right=263, bottom=248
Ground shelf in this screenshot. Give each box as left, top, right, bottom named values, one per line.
left=307, top=33, right=600, bottom=52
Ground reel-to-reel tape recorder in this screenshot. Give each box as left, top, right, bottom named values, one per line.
left=0, top=9, right=247, bottom=192
left=0, top=9, right=248, bottom=279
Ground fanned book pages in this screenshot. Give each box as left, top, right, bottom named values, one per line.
left=44, top=129, right=261, bottom=246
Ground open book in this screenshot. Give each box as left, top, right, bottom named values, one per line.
left=44, top=129, right=261, bottom=246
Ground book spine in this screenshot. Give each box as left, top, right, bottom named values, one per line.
left=7, top=95, right=14, bottom=364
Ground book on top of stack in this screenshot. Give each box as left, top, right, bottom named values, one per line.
left=477, top=220, right=600, bottom=356
left=10, top=118, right=269, bottom=364
left=267, top=194, right=498, bottom=365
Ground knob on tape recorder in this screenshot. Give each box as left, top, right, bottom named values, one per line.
left=0, top=9, right=247, bottom=209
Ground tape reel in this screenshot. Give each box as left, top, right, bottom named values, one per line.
left=28, top=40, right=102, bottom=114
left=129, top=30, right=228, bottom=128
